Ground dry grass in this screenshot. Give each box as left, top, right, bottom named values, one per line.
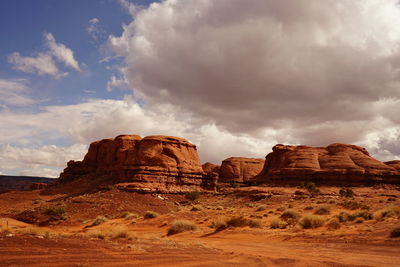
left=209, top=218, right=228, bottom=231
left=270, top=219, right=287, bottom=229
left=326, top=218, right=341, bottom=230
left=298, top=215, right=324, bottom=229
left=314, top=205, right=330, bottom=215
left=375, top=206, right=400, bottom=221
left=167, top=220, right=197, bottom=236
left=144, top=211, right=159, bottom=219
left=86, top=225, right=136, bottom=240
left=280, top=209, right=300, bottom=220
left=226, top=217, right=262, bottom=228
left=18, top=226, right=57, bottom=238
left=120, top=212, right=140, bottom=219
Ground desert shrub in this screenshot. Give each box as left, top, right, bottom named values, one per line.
left=336, top=212, right=352, bottom=223
left=328, top=200, right=336, bottom=204
left=314, top=205, right=330, bottom=215
left=270, top=219, right=287, bottom=229
left=298, top=215, right=324, bottom=229
left=167, top=220, right=197, bottom=235
left=210, top=219, right=228, bottom=231
left=256, top=205, right=267, bottom=212
left=352, top=210, right=373, bottom=220
left=326, top=218, right=341, bottom=230
left=375, top=206, right=400, bottom=221
left=304, top=206, right=314, bottom=210
left=18, top=226, right=56, bottom=238
left=87, top=225, right=135, bottom=240
left=144, top=211, right=159, bottom=219
left=120, top=212, right=140, bottom=219
left=44, top=206, right=65, bottom=217
left=339, top=188, right=354, bottom=198
left=280, top=209, right=300, bottom=221
left=340, top=200, right=369, bottom=210
left=276, top=207, right=285, bottom=212
left=387, top=197, right=397, bottom=202
left=185, top=191, right=200, bottom=201
left=390, top=227, right=400, bottom=238
left=300, top=182, right=320, bottom=194
left=226, top=216, right=262, bottom=228
left=190, top=205, right=202, bottom=212
left=355, top=218, right=364, bottom=224
left=92, top=216, right=108, bottom=226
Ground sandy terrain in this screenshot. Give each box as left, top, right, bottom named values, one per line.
left=0, top=185, right=399, bottom=266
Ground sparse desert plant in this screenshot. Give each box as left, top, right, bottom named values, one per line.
left=276, top=206, right=285, bottom=212
left=256, top=205, right=267, bottom=212
left=304, top=206, right=314, bottom=210
left=387, top=197, right=397, bottom=202
left=91, top=216, right=108, bottom=226
left=190, top=205, right=202, bottom=212
left=87, top=225, right=135, bottom=240
left=375, top=206, right=400, bottom=221
left=336, top=212, right=353, bottom=223
left=270, top=219, right=287, bottom=229
left=328, top=200, right=336, bottom=204
left=390, top=227, right=400, bottom=238
left=226, top=216, right=262, bottom=228
left=314, top=205, right=331, bottom=215
left=340, top=200, right=369, bottom=210
left=352, top=210, right=373, bottom=220
left=144, top=211, right=159, bottom=219
left=120, top=212, right=140, bottom=219
left=355, top=218, right=364, bottom=224
left=18, top=226, right=56, bottom=238
left=280, top=209, right=300, bottom=221
left=43, top=206, right=66, bottom=217
left=300, top=182, right=320, bottom=194
left=167, top=220, right=197, bottom=235
left=326, top=218, right=341, bottom=230
left=339, top=188, right=354, bottom=198
left=185, top=191, right=200, bottom=201
left=298, top=215, right=324, bottom=229
left=210, top=219, right=228, bottom=231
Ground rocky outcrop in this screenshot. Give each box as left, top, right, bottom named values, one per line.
left=385, top=160, right=400, bottom=171
left=257, top=144, right=400, bottom=184
left=219, top=157, right=265, bottom=183
left=59, top=135, right=204, bottom=193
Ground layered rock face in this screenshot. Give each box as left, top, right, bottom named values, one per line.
left=385, top=160, right=400, bottom=171
left=59, top=135, right=204, bottom=193
left=219, top=157, right=265, bottom=183
left=258, top=144, right=400, bottom=184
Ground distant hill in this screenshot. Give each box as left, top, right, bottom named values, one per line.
left=0, top=175, right=55, bottom=193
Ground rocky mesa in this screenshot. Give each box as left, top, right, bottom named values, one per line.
left=257, top=143, right=400, bottom=185
left=59, top=135, right=204, bottom=193
left=219, top=157, right=265, bottom=183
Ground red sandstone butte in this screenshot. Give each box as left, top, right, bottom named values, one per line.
left=385, top=160, right=400, bottom=171
left=59, top=135, right=204, bottom=193
left=219, top=157, right=265, bottom=183
left=257, top=143, right=400, bottom=184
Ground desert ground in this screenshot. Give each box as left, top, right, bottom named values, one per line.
left=0, top=185, right=399, bottom=267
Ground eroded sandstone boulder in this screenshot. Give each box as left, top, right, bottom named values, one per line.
left=59, top=135, right=204, bottom=193
left=219, top=157, right=265, bottom=183
left=257, top=144, right=400, bottom=184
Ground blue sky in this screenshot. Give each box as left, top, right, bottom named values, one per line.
left=1, top=0, right=400, bottom=177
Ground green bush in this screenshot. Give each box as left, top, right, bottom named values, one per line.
left=144, top=211, right=159, bottom=219
left=339, top=188, right=354, bottom=198
left=167, top=220, right=197, bottom=235
left=300, top=182, right=320, bottom=194
left=298, top=215, right=324, bottom=229
left=185, top=191, right=200, bottom=201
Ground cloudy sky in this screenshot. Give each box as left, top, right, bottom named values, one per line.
left=1, top=0, right=400, bottom=178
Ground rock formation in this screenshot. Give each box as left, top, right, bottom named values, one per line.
left=257, top=144, right=400, bottom=184
left=385, top=160, right=400, bottom=171
left=219, top=157, right=265, bottom=183
left=59, top=135, right=204, bottom=193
